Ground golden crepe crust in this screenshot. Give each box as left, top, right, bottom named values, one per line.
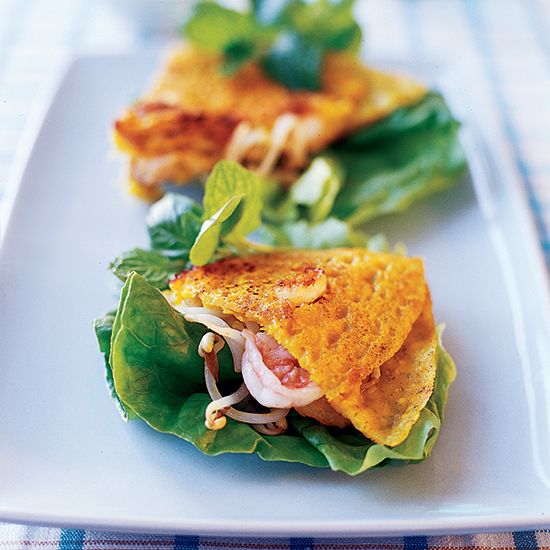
left=144, top=48, right=358, bottom=133
left=114, top=103, right=238, bottom=158
left=170, top=249, right=429, bottom=445
left=339, top=292, right=437, bottom=446
left=114, top=46, right=426, bottom=188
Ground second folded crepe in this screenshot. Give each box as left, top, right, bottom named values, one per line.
left=114, top=47, right=426, bottom=193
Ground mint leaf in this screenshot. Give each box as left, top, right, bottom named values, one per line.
left=202, top=160, right=263, bottom=241
left=146, top=193, right=202, bottom=259
left=189, top=194, right=244, bottom=266
left=262, top=31, right=323, bottom=90
left=183, top=1, right=361, bottom=90
left=287, top=0, right=361, bottom=52
left=109, top=248, right=186, bottom=290
left=183, top=3, right=260, bottom=51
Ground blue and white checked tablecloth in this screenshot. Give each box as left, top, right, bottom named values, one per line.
left=1, top=0, right=550, bottom=548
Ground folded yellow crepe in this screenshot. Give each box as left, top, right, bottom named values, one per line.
left=114, top=47, right=426, bottom=196
left=169, top=249, right=437, bottom=447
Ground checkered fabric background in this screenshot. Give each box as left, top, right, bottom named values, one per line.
left=1, top=0, right=550, bottom=548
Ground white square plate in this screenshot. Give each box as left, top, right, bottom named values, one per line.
left=1, top=53, right=550, bottom=536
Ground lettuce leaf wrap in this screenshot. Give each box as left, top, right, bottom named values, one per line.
left=328, top=92, right=466, bottom=224
left=96, top=272, right=456, bottom=475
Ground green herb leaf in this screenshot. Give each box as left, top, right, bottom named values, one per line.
left=262, top=31, right=323, bottom=90
left=322, top=22, right=362, bottom=52
left=202, top=160, right=263, bottom=241
left=189, top=194, right=244, bottom=266
left=183, top=3, right=260, bottom=52
left=146, top=193, right=203, bottom=259
left=183, top=1, right=361, bottom=89
left=109, top=248, right=186, bottom=290
left=285, top=0, right=361, bottom=52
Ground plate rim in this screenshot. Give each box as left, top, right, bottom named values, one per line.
left=0, top=58, right=72, bottom=241
left=0, top=506, right=548, bottom=537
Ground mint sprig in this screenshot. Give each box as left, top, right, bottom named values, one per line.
left=183, top=0, right=362, bottom=90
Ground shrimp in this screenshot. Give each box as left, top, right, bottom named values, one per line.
left=241, top=330, right=323, bottom=409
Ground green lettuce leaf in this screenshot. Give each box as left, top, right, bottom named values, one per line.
left=260, top=156, right=343, bottom=226
left=260, top=179, right=300, bottom=224
left=252, top=218, right=374, bottom=249
left=106, top=273, right=455, bottom=475
left=109, top=248, right=187, bottom=290
left=110, top=273, right=239, bottom=403
left=259, top=93, right=465, bottom=228
left=329, top=93, right=467, bottom=225
left=343, top=91, right=458, bottom=146
left=146, top=194, right=203, bottom=259
left=290, top=156, right=344, bottom=222
left=93, top=311, right=136, bottom=420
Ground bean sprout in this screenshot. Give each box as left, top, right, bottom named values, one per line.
left=198, top=335, right=290, bottom=432
left=175, top=304, right=246, bottom=372
left=204, top=383, right=250, bottom=431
